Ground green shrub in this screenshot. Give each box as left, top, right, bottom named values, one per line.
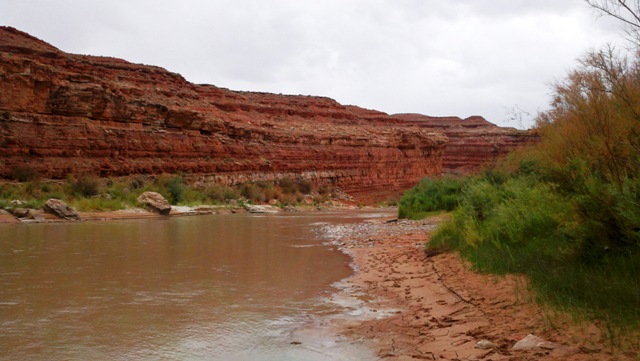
left=240, top=183, right=265, bottom=203
left=166, top=176, right=186, bottom=204
left=429, top=173, right=640, bottom=328
left=106, top=181, right=138, bottom=206
left=70, top=175, right=100, bottom=198
left=572, top=176, right=640, bottom=262
left=398, top=176, right=466, bottom=219
left=222, top=186, right=240, bottom=202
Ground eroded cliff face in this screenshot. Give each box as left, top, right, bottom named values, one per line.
left=0, top=27, right=453, bottom=200
left=391, top=114, right=538, bottom=173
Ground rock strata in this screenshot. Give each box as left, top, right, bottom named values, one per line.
left=392, top=114, right=538, bottom=172
left=0, top=27, right=534, bottom=201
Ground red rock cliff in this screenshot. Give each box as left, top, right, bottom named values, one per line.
left=391, top=114, right=538, bottom=173
left=0, top=27, right=533, bottom=201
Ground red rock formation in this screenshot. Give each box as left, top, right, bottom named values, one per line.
left=392, top=114, right=538, bottom=173
left=0, top=27, right=533, bottom=201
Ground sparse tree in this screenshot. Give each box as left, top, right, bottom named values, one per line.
left=585, top=0, right=640, bottom=44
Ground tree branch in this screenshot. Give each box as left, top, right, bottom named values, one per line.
left=585, top=0, right=640, bottom=29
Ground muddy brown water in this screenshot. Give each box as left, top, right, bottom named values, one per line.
left=0, top=210, right=394, bottom=360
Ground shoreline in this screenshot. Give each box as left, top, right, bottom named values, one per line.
left=0, top=201, right=372, bottom=225
left=318, top=214, right=637, bottom=361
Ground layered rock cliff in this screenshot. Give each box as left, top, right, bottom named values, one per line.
left=0, top=26, right=532, bottom=200
left=391, top=114, right=538, bottom=173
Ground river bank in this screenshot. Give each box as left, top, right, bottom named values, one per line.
left=317, top=215, right=638, bottom=361
left=0, top=200, right=367, bottom=224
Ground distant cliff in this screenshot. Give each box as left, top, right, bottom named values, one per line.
left=391, top=114, right=538, bottom=173
left=0, top=26, right=532, bottom=201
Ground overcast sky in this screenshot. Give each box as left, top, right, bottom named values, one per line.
left=0, top=0, right=627, bottom=128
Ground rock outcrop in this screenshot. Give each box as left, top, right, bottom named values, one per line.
left=137, top=192, right=172, bottom=215
left=43, top=198, right=80, bottom=220
left=391, top=114, right=538, bottom=173
left=0, top=26, right=533, bottom=201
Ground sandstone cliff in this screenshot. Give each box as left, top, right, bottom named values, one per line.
left=0, top=26, right=531, bottom=201
left=391, top=114, right=538, bottom=173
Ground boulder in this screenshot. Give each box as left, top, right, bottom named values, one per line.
left=12, top=208, right=31, bottom=218
left=43, top=198, right=80, bottom=220
left=137, top=191, right=172, bottom=215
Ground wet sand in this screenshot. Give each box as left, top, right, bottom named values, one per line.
left=319, top=215, right=638, bottom=361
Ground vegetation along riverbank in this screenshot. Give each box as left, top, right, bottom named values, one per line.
left=0, top=173, right=363, bottom=223
left=397, top=15, right=640, bottom=356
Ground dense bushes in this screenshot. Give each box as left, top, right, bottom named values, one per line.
left=401, top=45, right=640, bottom=329
left=426, top=171, right=640, bottom=328
left=69, top=175, right=100, bottom=198
left=398, top=177, right=466, bottom=219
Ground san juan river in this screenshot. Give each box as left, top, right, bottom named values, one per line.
left=0, top=210, right=393, bottom=360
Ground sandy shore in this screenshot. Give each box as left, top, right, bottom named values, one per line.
left=318, top=215, right=638, bottom=361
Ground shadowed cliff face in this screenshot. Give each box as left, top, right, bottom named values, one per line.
left=0, top=26, right=531, bottom=201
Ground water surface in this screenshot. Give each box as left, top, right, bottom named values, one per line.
left=0, top=211, right=391, bottom=360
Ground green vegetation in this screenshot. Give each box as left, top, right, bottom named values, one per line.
left=0, top=174, right=336, bottom=212
left=399, top=37, right=640, bottom=332
left=398, top=176, right=466, bottom=219
left=424, top=172, right=640, bottom=329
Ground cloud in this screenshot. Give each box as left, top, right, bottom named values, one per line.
left=0, top=0, right=625, bottom=128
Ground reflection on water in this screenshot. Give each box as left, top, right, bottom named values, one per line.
left=0, top=211, right=391, bottom=360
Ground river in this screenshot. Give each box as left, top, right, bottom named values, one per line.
left=0, top=210, right=394, bottom=360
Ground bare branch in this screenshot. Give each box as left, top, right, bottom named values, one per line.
left=585, top=0, right=640, bottom=29
left=617, top=0, right=640, bottom=26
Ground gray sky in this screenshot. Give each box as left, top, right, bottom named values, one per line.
left=0, top=0, right=626, bottom=128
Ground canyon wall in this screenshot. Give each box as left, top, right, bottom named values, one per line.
left=391, top=114, right=538, bottom=173
left=0, top=27, right=532, bottom=201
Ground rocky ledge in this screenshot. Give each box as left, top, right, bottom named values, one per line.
left=0, top=26, right=533, bottom=201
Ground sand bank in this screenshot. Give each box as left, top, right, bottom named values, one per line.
left=317, top=215, right=637, bottom=361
